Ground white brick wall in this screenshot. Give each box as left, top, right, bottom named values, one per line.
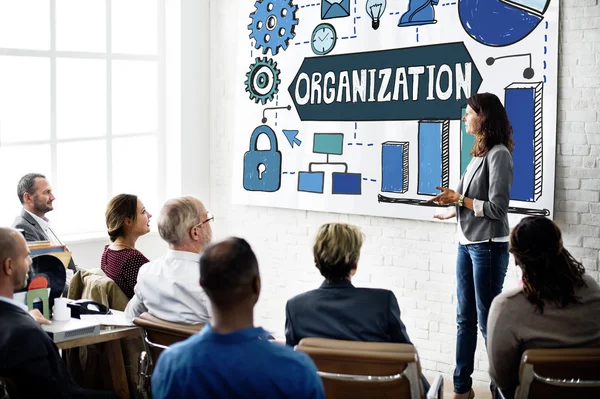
left=209, top=0, right=600, bottom=387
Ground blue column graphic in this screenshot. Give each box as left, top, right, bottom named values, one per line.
left=418, top=120, right=450, bottom=196
left=505, top=82, right=543, bottom=201
left=381, top=142, right=409, bottom=194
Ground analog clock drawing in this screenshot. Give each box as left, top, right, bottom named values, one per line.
left=311, top=23, right=336, bottom=56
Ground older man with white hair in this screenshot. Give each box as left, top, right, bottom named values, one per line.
left=125, top=196, right=213, bottom=324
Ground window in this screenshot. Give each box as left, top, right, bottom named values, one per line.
left=0, top=0, right=179, bottom=237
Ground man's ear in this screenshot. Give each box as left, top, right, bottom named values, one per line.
left=22, top=192, right=32, bottom=204
left=252, top=275, right=261, bottom=297
left=2, top=258, right=13, bottom=277
left=189, top=226, right=199, bottom=241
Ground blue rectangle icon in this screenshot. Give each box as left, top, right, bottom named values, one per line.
left=418, top=121, right=449, bottom=196
left=381, top=142, right=409, bottom=194
left=313, top=133, right=344, bottom=155
left=505, top=82, right=543, bottom=202
left=332, top=172, right=361, bottom=195
left=298, top=171, right=325, bottom=193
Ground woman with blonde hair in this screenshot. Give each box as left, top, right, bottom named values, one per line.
left=101, top=194, right=152, bottom=298
left=285, top=223, right=429, bottom=391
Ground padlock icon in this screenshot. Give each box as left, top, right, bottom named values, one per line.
left=243, top=125, right=282, bottom=192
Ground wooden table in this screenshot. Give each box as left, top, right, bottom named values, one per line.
left=58, top=326, right=141, bottom=399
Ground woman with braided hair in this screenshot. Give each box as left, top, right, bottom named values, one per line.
left=487, top=216, right=600, bottom=398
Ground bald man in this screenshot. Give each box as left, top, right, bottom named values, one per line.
left=0, top=228, right=115, bottom=399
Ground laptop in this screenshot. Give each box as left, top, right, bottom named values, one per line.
left=42, top=318, right=101, bottom=343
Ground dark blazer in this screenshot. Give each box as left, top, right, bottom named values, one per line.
left=456, top=144, right=513, bottom=241
left=285, top=280, right=412, bottom=347
left=12, top=209, right=76, bottom=272
left=0, top=300, right=76, bottom=398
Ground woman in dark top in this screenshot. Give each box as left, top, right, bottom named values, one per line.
left=285, top=223, right=430, bottom=392
left=101, top=194, right=152, bottom=298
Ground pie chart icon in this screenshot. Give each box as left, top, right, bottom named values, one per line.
left=458, top=0, right=551, bottom=47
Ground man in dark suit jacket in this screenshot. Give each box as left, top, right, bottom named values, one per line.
left=285, top=223, right=429, bottom=392
left=0, top=228, right=114, bottom=399
left=12, top=173, right=76, bottom=272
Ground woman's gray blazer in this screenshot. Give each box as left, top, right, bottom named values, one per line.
left=457, top=144, right=514, bottom=242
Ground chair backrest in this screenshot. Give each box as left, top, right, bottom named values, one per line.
left=133, top=312, right=203, bottom=364
left=296, top=338, right=424, bottom=399
left=516, top=348, right=600, bottom=399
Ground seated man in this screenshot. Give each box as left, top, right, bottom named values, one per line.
left=12, top=173, right=76, bottom=272
left=151, top=237, right=324, bottom=399
left=488, top=216, right=600, bottom=398
left=0, top=227, right=114, bottom=399
left=125, top=196, right=212, bottom=324
left=285, top=223, right=429, bottom=391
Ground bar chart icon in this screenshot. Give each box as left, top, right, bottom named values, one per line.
left=505, top=82, right=543, bottom=201
left=418, top=120, right=450, bottom=196
left=381, top=142, right=409, bottom=194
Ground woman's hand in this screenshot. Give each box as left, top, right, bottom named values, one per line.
left=434, top=208, right=457, bottom=220
left=427, top=186, right=460, bottom=205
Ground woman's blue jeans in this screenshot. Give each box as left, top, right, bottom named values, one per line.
left=453, top=241, right=509, bottom=394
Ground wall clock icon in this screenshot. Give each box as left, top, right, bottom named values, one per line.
left=311, top=23, right=336, bottom=56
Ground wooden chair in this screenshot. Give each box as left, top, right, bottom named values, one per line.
left=295, top=338, right=443, bottom=399
left=132, top=312, right=203, bottom=394
left=508, top=348, right=600, bottom=399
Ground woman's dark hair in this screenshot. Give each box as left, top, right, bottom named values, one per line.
left=105, top=194, right=138, bottom=242
left=467, top=92, right=515, bottom=157
left=509, top=216, right=587, bottom=314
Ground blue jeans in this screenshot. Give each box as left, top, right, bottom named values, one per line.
left=453, top=241, right=509, bottom=394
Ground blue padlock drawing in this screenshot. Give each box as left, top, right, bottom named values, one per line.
left=243, top=125, right=282, bottom=192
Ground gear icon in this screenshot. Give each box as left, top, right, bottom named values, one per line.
left=248, top=0, right=299, bottom=56
left=245, top=57, right=281, bottom=105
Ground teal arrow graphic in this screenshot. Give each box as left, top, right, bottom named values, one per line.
left=287, top=42, right=482, bottom=122
left=283, top=130, right=302, bottom=148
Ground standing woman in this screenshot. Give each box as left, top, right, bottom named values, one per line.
left=429, top=93, right=514, bottom=399
left=101, top=194, right=152, bottom=298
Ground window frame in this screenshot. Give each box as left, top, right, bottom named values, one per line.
left=0, top=0, right=167, bottom=236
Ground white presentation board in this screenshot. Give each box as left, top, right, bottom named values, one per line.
left=233, top=0, right=559, bottom=222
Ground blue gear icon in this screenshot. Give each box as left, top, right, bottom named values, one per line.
left=248, top=0, right=299, bottom=56
left=245, top=57, right=281, bottom=105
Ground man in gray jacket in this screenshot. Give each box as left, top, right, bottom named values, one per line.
left=11, top=173, right=76, bottom=272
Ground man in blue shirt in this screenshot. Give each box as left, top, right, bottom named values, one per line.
left=151, top=237, right=324, bottom=399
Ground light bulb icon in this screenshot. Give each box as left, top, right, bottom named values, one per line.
left=365, top=0, right=387, bottom=30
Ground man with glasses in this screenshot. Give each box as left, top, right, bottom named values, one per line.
left=125, top=196, right=214, bottom=324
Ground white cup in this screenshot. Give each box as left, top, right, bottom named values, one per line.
left=53, top=297, right=71, bottom=321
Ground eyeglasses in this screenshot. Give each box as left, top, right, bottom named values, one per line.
left=192, top=212, right=214, bottom=230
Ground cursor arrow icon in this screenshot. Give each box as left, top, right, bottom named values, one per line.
left=283, top=130, right=302, bottom=148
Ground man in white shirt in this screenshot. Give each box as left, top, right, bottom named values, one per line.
left=12, top=173, right=76, bottom=272
left=125, top=196, right=213, bottom=324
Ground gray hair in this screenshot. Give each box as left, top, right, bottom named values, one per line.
left=17, top=173, right=46, bottom=205
left=158, top=196, right=203, bottom=244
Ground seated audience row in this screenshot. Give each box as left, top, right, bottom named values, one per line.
left=4, top=171, right=600, bottom=399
